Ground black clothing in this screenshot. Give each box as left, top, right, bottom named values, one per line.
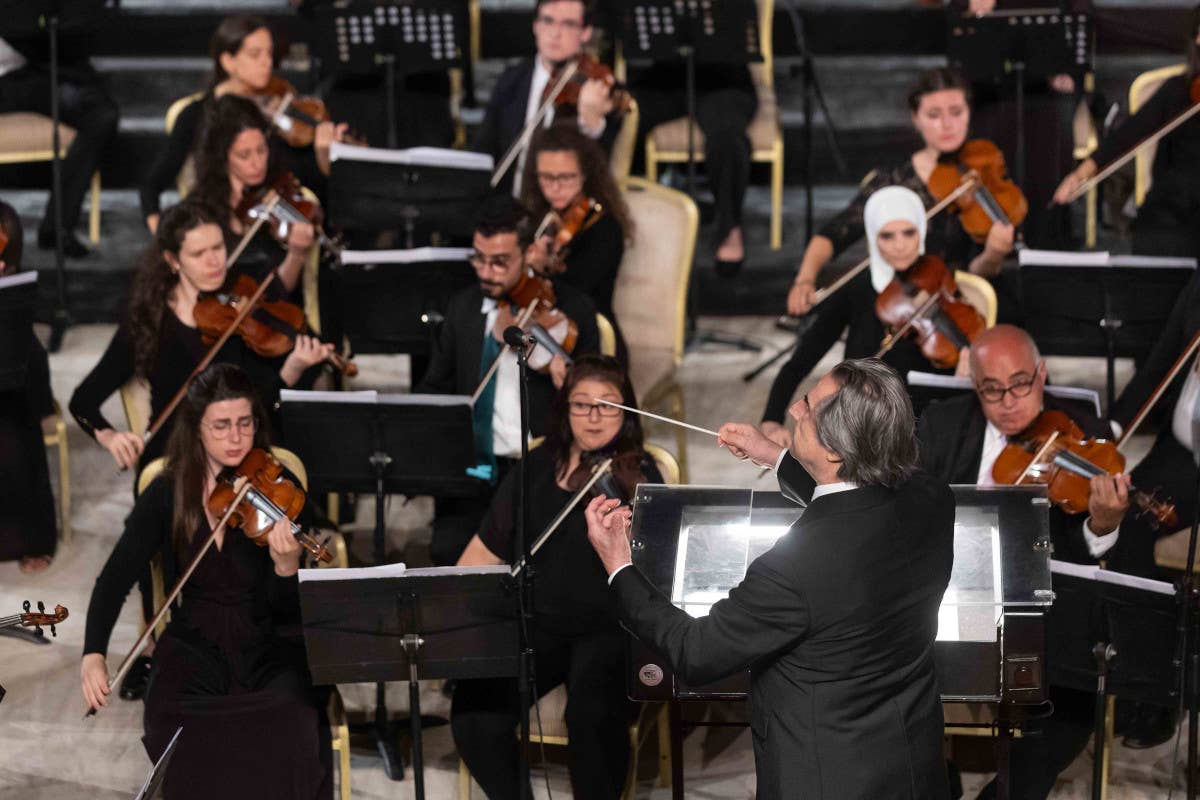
left=0, top=333, right=57, bottom=560
left=473, top=58, right=622, bottom=194
left=430, top=455, right=515, bottom=568
left=761, top=269, right=953, bottom=424
left=452, top=446, right=661, bottom=799
left=630, top=64, right=756, bottom=245
left=84, top=475, right=330, bottom=800
left=222, top=224, right=300, bottom=305
left=69, top=312, right=287, bottom=470
left=613, top=468, right=954, bottom=800
left=0, top=37, right=118, bottom=236
left=558, top=212, right=627, bottom=362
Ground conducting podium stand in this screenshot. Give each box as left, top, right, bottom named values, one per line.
left=279, top=389, right=486, bottom=782
left=299, top=564, right=518, bottom=800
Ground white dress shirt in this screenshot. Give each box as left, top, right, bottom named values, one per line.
left=0, top=38, right=26, bottom=78
left=481, top=298, right=523, bottom=458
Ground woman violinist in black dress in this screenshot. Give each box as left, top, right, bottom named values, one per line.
left=521, top=123, right=633, bottom=361
left=69, top=199, right=333, bottom=474
left=453, top=354, right=662, bottom=800
left=80, top=363, right=331, bottom=800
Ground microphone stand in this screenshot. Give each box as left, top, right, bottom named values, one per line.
left=45, top=2, right=70, bottom=353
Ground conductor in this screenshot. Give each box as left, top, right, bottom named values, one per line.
left=584, top=358, right=955, bottom=800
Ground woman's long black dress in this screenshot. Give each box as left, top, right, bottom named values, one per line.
left=0, top=332, right=57, bottom=560
left=84, top=475, right=331, bottom=800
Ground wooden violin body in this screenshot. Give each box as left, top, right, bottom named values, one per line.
left=494, top=269, right=579, bottom=371
left=535, top=195, right=603, bottom=276
left=874, top=255, right=986, bottom=369
left=927, top=139, right=1027, bottom=243
left=235, top=171, right=341, bottom=258
left=545, top=53, right=631, bottom=114
left=253, top=77, right=331, bottom=149
left=992, top=409, right=1177, bottom=530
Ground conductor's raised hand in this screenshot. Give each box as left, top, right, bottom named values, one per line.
left=266, top=517, right=302, bottom=577
left=717, top=422, right=785, bottom=468
left=585, top=495, right=633, bottom=577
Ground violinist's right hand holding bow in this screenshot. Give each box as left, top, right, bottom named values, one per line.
left=1053, top=159, right=1098, bottom=205
left=81, top=652, right=110, bottom=711
left=96, top=428, right=145, bottom=470
left=718, top=422, right=786, bottom=469
left=788, top=279, right=817, bottom=317
left=577, top=79, right=614, bottom=135
left=280, top=335, right=335, bottom=386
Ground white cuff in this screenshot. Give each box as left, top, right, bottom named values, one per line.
left=1083, top=517, right=1120, bottom=558
left=773, top=449, right=789, bottom=473
left=607, top=562, right=633, bottom=585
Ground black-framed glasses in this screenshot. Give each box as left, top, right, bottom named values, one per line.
left=535, top=13, right=583, bottom=31
left=469, top=252, right=517, bottom=271
left=201, top=417, right=256, bottom=439
left=537, top=171, right=582, bottom=187
left=568, top=401, right=622, bottom=417
left=976, top=371, right=1040, bottom=404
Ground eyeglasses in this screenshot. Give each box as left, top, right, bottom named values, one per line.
left=535, top=14, right=583, bottom=31
left=569, top=401, right=622, bottom=417
left=537, top=171, right=582, bottom=187
left=976, top=371, right=1039, bottom=404
left=469, top=253, right=517, bottom=271
left=201, top=417, right=256, bottom=439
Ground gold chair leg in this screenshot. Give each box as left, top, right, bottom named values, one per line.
left=645, top=138, right=658, bottom=183
left=57, top=418, right=70, bottom=545
left=770, top=147, right=784, bottom=250
left=1085, top=185, right=1098, bottom=249
left=88, top=172, right=100, bottom=244
left=459, top=758, right=473, bottom=799
left=1100, top=694, right=1115, bottom=800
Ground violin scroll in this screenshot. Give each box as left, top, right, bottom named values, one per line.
left=11, top=600, right=68, bottom=637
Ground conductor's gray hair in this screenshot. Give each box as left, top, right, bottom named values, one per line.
left=812, top=358, right=919, bottom=488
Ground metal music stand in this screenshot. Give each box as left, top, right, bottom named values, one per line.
left=327, top=142, right=492, bottom=246
left=134, top=726, right=182, bottom=800
left=1017, top=250, right=1197, bottom=412
left=0, top=273, right=37, bottom=393
left=299, top=565, right=518, bottom=800
left=906, top=370, right=1102, bottom=422
left=948, top=8, right=1092, bottom=187
left=278, top=390, right=485, bottom=781
left=312, top=0, right=468, bottom=149
left=1046, top=561, right=1178, bottom=800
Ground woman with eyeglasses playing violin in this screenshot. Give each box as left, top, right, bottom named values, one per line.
left=80, top=363, right=331, bottom=800
left=453, top=354, right=661, bottom=800
left=521, top=123, right=633, bottom=362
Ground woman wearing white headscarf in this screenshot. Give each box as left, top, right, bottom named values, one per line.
left=761, top=186, right=957, bottom=444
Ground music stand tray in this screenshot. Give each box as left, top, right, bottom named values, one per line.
left=312, top=0, right=467, bottom=77
left=0, top=272, right=37, bottom=393
left=948, top=9, right=1091, bottom=82
left=906, top=370, right=1102, bottom=420
left=619, top=0, right=761, bottom=65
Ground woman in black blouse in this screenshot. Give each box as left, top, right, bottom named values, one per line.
left=453, top=354, right=662, bottom=800
left=69, top=199, right=333, bottom=473
left=1053, top=9, right=1200, bottom=257
left=787, top=68, right=1015, bottom=320
left=521, top=123, right=632, bottom=361
left=139, top=14, right=346, bottom=233
left=80, top=363, right=330, bottom=800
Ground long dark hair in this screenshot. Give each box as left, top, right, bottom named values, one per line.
left=0, top=200, right=23, bottom=275
left=126, top=199, right=226, bottom=378
left=906, top=67, right=972, bottom=113
left=546, top=354, right=644, bottom=480
left=193, top=94, right=273, bottom=215
left=163, top=363, right=271, bottom=553
left=520, top=122, right=633, bottom=240
left=209, top=14, right=272, bottom=89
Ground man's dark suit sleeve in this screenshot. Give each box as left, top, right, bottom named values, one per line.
left=611, top=549, right=810, bottom=686
left=472, top=67, right=518, bottom=159
left=776, top=453, right=815, bottom=506
left=416, top=295, right=462, bottom=394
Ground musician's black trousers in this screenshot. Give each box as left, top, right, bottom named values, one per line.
left=634, top=85, right=757, bottom=248
left=451, top=626, right=632, bottom=800
left=0, top=65, right=118, bottom=235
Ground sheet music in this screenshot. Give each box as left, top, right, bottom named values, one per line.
left=1019, top=249, right=1197, bottom=270
left=280, top=389, right=472, bottom=407
left=0, top=271, right=36, bottom=290
left=299, top=563, right=510, bottom=582
left=339, top=246, right=472, bottom=266
left=1050, top=559, right=1175, bottom=596
left=330, top=141, right=493, bottom=171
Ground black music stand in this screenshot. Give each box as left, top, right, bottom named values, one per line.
left=1047, top=561, right=1178, bottom=800
left=312, top=0, right=467, bottom=149
left=906, top=370, right=1102, bottom=421
left=327, top=142, right=493, bottom=246
left=948, top=8, right=1091, bottom=187
left=1018, top=250, right=1196, bottom=412
left=299, top=565, right=518, bottom=800
left=134, top=726, right=182, bottom=800
left=0, top=273, right=37, bottom=393
left=278, top=390, right=485, bottom=781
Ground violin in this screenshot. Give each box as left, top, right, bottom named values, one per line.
left=542, top=53, right=632, bottom=114
left=1, top=600, right=67, bottom=636
left=992, top=409, right=1177, bottom=530
left=926, top=139, right=1028, bottom=243
left=194, top=274, right=357, bottom=376
left=252, top=76, right=332, bottom=149
left=565, top=449, right=645, bottom=503
left=493, top=269, right=579, bottom=371
left=207, top=448, right=334, bottom=563
left=874, top=255, right=986, bottom=369
left=531, top=194, right=604, bottom=276
left=235, top=171, right=342, bottom=259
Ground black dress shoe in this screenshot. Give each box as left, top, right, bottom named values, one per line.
left=37, top=229, right=90, bottom=258
left=119, top=655, right=154, bottom=701
left=1122, top=703, right=1178, bottom=749
left=714, top=258, right=744, bottom=278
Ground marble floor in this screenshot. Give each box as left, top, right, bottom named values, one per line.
left=0, top=318, right=1185, bottom=799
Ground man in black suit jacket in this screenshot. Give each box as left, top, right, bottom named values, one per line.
left=473, top=0, right=621, bottom=195
left=587, top=358, right=954, bottom=800
left=416, top=196, right=600, bottom=564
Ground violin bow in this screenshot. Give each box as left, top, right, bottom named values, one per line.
left=471, top=302, right=540, bottom=404
left=512, top=457, right=614, bottom=578
left=491, top=60, right=580, bottom=188
left=86, top=477, right=253, bottom=718
left=874, top=290, right=945, bottom=360
left=1116, top=328, right=1200, bottom=448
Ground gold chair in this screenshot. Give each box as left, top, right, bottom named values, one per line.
left=163, top=92, right=205, bottom=198
left=41, top=401, right=71, bottom=544
left=119, top=379, right=152, bottom=441
left=1130, top=64, right=1187, bottom=207
left=613, top=177, right=697, bottom=481
left=640, top=0, right=783, bottom=249
left=0, top=113, right=101, bottom=244
left=1071, top=80, right=1100, bottom=247
left=609, top=97, right=640, bottom=184
left=953, top=271, right=998, bottom=329
left=597, top=312, right=617, bottom=357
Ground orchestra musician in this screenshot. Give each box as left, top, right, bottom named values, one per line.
left=761, top=185, right=967, bottom=446
left=589, top=358, right=955, bottom=800
left=1053, top=6, right=1200, bottom=258
left=80, top=363, right=331, bottom=800
left=473, top=0, right=621, bottom=196
left=454, top=354, right=662, bottom=800
left=415, top=195, right=600, bottom=566
left=0, top=201, right=58, bottom=573
left=139, top=14, right=349, bottom=234
left=787, top=68, right=1015, bottom=320
left=521, top=123, right=632, bottom=361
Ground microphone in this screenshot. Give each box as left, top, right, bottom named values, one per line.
left=528, top=324, right=573, bottom=364
left=503, top=325, right=534, bottom=348
left=420, top=310, right=444, bottom=326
